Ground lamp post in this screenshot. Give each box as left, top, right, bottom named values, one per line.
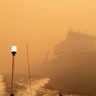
left=10, top=46, right=17, bottom=96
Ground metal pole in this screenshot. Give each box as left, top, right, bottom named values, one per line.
left=60, top=93, right=63, bottom=96
left=26, top=43, right=32, bottom=96
left=10, top=53, right=15, bottom=96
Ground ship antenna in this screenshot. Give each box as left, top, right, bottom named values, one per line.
left=26, top=42, right=32, bottom=96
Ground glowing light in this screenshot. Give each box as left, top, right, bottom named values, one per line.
left=11, top=46, right=17, bottom=52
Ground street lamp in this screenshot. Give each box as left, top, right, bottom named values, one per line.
left=10, top=46, right=17, bottom=96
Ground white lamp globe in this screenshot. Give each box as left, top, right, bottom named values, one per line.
left=11, top=46, right=17, bottom=52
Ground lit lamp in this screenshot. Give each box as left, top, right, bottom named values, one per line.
left=10, top=46, right=17, bottom=96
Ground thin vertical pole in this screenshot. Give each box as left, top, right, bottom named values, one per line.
left=26, top=43, right=32, bottom=96
left=10, top=55, right=15, bottom=96
left=60, top=93, right=63, bottom=96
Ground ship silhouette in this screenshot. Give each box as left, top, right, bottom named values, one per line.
left=44, top=31, right=96, bottom=95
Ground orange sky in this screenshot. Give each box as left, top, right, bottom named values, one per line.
left=0, top=0, right=96, bottom=73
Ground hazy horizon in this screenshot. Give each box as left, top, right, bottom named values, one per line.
left=0, top=0, right=96, bottom=74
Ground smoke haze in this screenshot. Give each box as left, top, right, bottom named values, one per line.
left=0, top=0, right=96, bottom=73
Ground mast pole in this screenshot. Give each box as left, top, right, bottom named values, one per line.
left=26, top=43, right=32, bottom=96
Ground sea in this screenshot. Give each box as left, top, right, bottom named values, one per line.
left=0, top=74, right=91, bottom=96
